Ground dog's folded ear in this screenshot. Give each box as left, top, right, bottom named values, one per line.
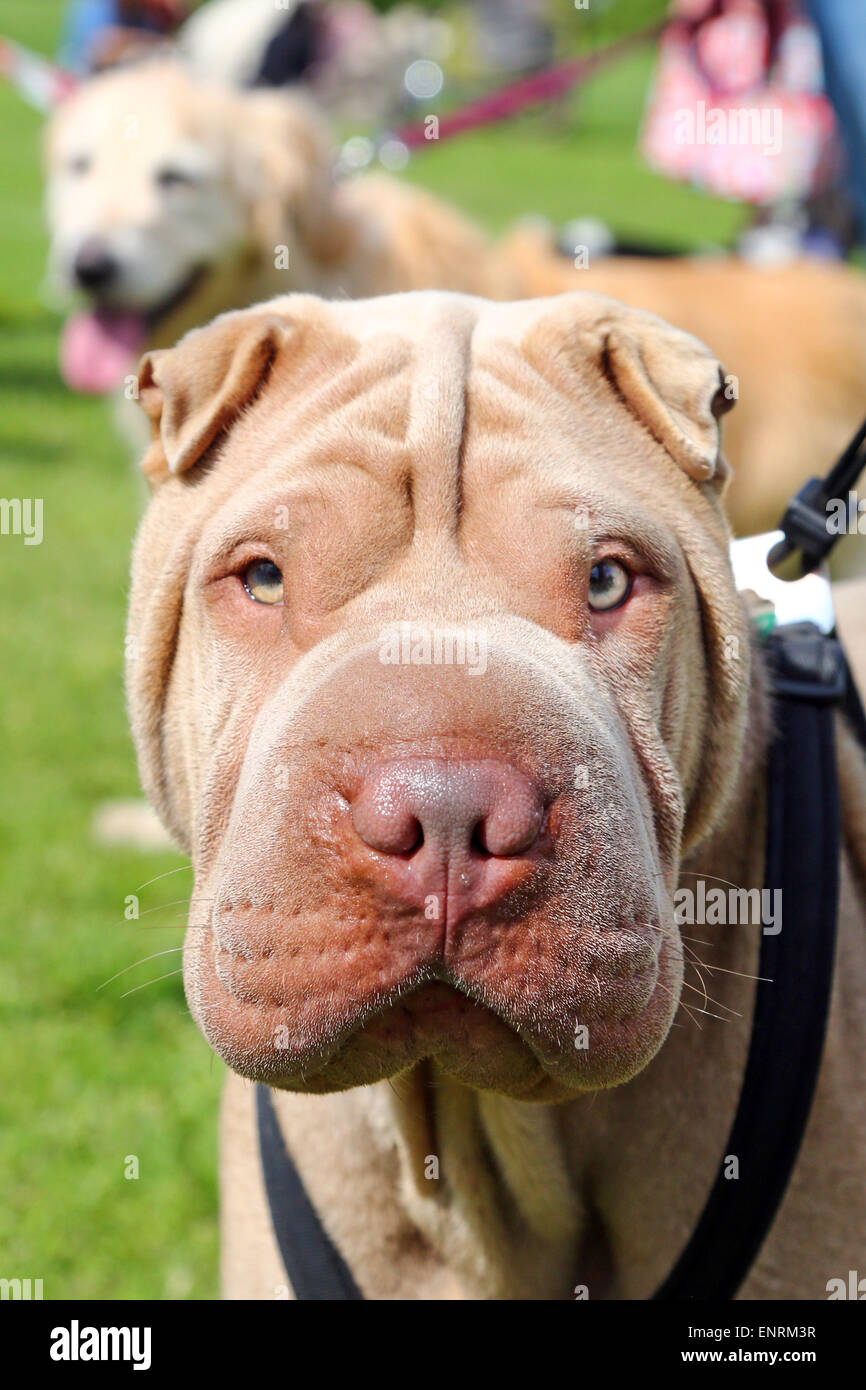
left=137, top=310, right=291, bottom=483
left=603, top=313, right=735, bottom=486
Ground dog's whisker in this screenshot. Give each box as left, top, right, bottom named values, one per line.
left=683, top=957, right=709, bottom=999
left=682, top=953, right=711, bottom=1012
left=656, top=869, right=760, bottom=893
left=655, top=978, right=703, bottom=1031
left=110, top=898, right=193, bottom=930
left=134, top=864, right=193, bottom=892
left=678, top=976, right=741, bottom=1017
left=653, top=925, right=716, bottom=991
left=119, top=968, right=184, bottom=999
left=677, top=1004, right=703, bottom=1031
left=656, top=924, right=757, bottom=1001
left=681, top=1005, right=734, bottom=1024
left=688, top=962, right=771, bottom=984
left=96, top=946, right=184, bottom=991
left=672, top=938, right=766, bottom=990
left=682, top=947, right=710, bottom=972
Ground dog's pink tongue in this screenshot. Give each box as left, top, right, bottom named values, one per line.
left=60, top=309, right=148, bottom=394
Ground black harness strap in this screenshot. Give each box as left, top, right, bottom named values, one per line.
left=255, top=1084, right=363, bottom=1300
left=653, top=624, right=843, bottom=1299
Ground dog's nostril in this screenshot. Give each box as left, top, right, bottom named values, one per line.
left=476, top=799, right=545, bottom=857
left=73, top=241, right=118, bottom=291
left=349, top=759, right=546, bottom=863
left=470, top=821, right=491, bottom=858
left=389, top=818, right=423, bottom=856
left=352, top=799, right=424, bottom=856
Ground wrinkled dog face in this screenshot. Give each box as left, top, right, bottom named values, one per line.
left=128, top=291, right=749, bottom=1101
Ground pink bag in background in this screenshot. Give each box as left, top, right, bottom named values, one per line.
left=641, top=0, right=838, bottom=205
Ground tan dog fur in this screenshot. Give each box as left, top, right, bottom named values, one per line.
left=48, top=60, right=866, bottom=539
left=127, top=289, right=866, bottom=1300
left=505, top=227, right=866, bottom=539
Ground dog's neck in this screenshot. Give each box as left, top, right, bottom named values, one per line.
left=364, top=645, right=772, bottom=1299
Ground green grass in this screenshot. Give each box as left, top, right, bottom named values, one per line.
left=0, top=0, right=221, bottom=1299
left=402, top=50, right=747, bottom=248
left=0, top=1, right=746, bottom=1299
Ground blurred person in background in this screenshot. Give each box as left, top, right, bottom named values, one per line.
left=60, top=0, right=189, bottom=73
left=643, top=0, right=862, bottom=257
left=805, top=0, right=866, bottom=245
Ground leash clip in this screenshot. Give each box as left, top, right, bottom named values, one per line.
left=771, top=477, right=835, bottom=574
left=769, top=413, right=866, bottom=574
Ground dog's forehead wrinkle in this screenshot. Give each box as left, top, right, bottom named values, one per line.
left=475, top=337, right=581, bottom=407
left=240, top=335, right=418, bottom=462
left=214, top=326, right=473, bottom=530
left=534, top=495, right=683, bottom=569
left=208, top=292, right=681, bottom=543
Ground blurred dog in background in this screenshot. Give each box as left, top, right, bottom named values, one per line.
left=45, top=57, right=866, bottom=540
left=45, top=60, right=518, bottom=399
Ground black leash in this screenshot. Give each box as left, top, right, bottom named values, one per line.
left=255, top=1084, right=363, bottom=1300
left=653, top=624, right=844, bottom=1298
left=772, top=416, right=866, bottom=574
left=256, top=417, right=866, bottom=1301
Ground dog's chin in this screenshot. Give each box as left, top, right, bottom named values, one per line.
left=93, top=263, right=210, bottom=324
left=188, top=952, right=682, bottom=1102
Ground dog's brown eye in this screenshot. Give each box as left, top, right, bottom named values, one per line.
left=588, top=558, right=632, bottom=612
left=242, top=560, right=283, bottom=605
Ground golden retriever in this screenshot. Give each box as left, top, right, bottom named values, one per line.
left=46, top=58, right=866, bottom=539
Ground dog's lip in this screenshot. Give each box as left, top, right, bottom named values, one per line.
left=211, top=919, right=663, bottom=1028
left=144, top=263, right=208, bottom=327
left=197, top=925, right=670, bottom=1094
left=454, top=942, right=661, bottom=1034
left=295, top=940, right=660, bottom=1064
left=365, top=979, right=485, bottom=1026
left=303, top=954, right=664, bottom=1087
left=80, top=262, right=209, bottom=327
left=323, top=978, right=535, bottom=1066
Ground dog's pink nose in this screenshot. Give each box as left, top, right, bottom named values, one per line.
left=350, top=758, right=546, bottom=862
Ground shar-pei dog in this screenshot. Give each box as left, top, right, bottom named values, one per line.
left=126, top=289, right=866, bottom=1299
